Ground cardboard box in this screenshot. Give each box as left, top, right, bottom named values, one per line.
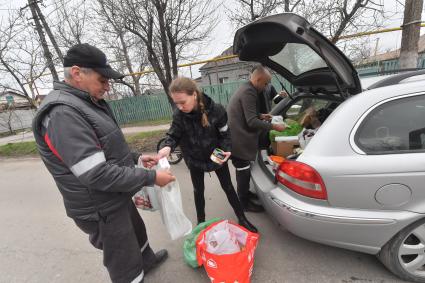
left=271, top=140, right=299, bottom=157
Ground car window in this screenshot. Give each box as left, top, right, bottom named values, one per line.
left=355, top=94, right=425, bottom=154
left=269, top=43, right=328, bottom=76
left=284, top=97, right=330, bottom=121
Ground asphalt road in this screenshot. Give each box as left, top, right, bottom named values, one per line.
left=0, top=158, right=408, bottom=283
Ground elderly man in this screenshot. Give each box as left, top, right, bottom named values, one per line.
left=227, top=65, right=286, bottom=213
left=32, top=43, right=174, bottom=283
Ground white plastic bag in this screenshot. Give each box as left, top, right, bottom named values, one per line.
left=156, top=158, right=192, bottom=240
left=134, top=186, right=160, bottom=211
left=271, top=115, right=288, bottom=126
left=134, top=159, right=160, bottom=211
left=206, top=224, right=241, bottom=255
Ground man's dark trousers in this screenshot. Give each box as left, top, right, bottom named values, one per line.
left=74, top=200, right=156, bottom=283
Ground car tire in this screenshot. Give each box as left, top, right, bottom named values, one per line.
left=378, top=218, right=425, bottom=283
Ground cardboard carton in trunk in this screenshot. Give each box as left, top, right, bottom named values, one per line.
left=271, top=137, right=299, bottom=157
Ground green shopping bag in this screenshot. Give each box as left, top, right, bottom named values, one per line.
left=183, top=217, right=222, bottom=268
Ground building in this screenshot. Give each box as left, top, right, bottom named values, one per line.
left=0, top=91, right=33, bottom=111
left=199, top=46, right=255, bottom=86
left=356, top=34, right=425, bottom=75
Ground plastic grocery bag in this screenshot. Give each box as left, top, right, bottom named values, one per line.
left=183, top=218, right=222, bottom=268
left=206, top=226, right=240, bottom=255
left=196, top=220, right=260, bottom=283
left=133, top=160, right=160, bottom=212
left=156, top=158, right=192, bottom=240
left=134, top=186, right=160, bottom=211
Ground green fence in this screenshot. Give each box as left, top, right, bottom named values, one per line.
left=108, top=94, right=173, bottom=125
left=107, top=79, right=293, bottom=125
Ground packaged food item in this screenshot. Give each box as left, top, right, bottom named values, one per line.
left=210, top=148, right=226, bottom=163
left=271, top=115, right=287, bottom=126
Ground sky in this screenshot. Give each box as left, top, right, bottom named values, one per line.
left=1, top=0, right=425, bottom=89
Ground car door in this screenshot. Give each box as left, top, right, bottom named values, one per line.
left=324, top=92, right=425, bottom=211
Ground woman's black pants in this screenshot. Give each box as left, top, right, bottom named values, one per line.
left=189, top=162, right=245, bottom=222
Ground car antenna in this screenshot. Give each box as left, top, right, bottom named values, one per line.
left=315, top=41, right=348, bottom=99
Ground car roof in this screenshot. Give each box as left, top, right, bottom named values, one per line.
left=366, top=69, right=425, bottom=90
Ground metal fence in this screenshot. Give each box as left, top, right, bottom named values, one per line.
left=107, top=79, right=294, bottom=125
left=108, top=94, right=173, bottom=125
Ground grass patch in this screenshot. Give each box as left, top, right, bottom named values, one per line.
left=0, top=141, right=38, bottom=157
left=125, top=130, right=167, bottom=153
left=121, top=118, right=171, bottom=128
left=0, top=130, right=167, bottom=158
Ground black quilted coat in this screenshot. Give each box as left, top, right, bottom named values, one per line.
left=161, top=94, right=231, bottom=172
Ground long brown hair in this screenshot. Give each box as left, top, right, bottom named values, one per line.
left=169, top=77, right=210, bottom=127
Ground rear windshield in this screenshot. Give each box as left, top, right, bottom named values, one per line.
left=269, top=43, right=327, bottom=76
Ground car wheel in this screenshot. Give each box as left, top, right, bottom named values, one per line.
left=379, top=218, right=425, bottom=282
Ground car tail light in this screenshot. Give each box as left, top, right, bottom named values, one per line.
left=276, top=160, right=327, bottom=200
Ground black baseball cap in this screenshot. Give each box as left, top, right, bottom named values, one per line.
left=63, top=43, right=124, bottom=79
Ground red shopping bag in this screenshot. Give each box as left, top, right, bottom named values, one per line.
left=196, top=220, right=260, bottom=283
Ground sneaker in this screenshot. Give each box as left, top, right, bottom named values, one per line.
left=145, top=249, right=168, bottom=275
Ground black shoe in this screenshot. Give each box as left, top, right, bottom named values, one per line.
left=145, top=249, right=168, bottom=275
left=197, top=217, right=205, bottom=225
left=247, top=191, right=259, bottom=200
left=242, top=200, right=265, bottom=213
left=238, top=217, right=258, bottom=233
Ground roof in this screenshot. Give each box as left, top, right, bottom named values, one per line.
left=199, top=46, right=240, bottom=70
left=358, top=34, right=425, bottom=65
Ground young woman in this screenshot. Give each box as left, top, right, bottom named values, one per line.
left=157, top=77, right=257, bottom=233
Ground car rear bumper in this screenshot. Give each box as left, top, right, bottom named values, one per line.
left=251, top=160, right=423, bottom=254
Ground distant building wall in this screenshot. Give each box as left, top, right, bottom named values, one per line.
left=0, top=109, right=36, bottom=133
left=200, top=61, right=254, bottom=86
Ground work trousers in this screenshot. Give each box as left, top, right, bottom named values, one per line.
left=74, top=200, right=156, bottom=283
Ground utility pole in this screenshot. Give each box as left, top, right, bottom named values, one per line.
left=24, top=0, right=59, bottom=81
left=399, top=0, right=424, bottom=69
left=33, top=2, right=64, bottom=63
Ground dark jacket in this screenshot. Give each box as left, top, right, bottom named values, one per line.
left=32, top=81, right=156, bottom=221
left=257, top=84, right=282, bottom=114
left=161, top=94, right=231, bottom=172
left=227, top=81, right=273, bottom=161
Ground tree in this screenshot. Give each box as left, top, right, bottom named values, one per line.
left=302, top=0, right=385, bottom=44
left=227, top=0, right=385, bottom=44
left=23, top=0, right=60, bottom=81
left=96, top=0, right=147, bottom=96
left=0, top=11, right=42, bottom=107
left=227, top=0, right=304, bottom=28
left=101, top=0, right=217, bottom=104
left=0, top=104, right=18, bottom=135
left=52, top=0, right=90, bottom=48
left=399, top=0, right=424, bottom=69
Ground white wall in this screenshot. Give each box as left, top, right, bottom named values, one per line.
left=0, top=109, right=36, bottom=133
